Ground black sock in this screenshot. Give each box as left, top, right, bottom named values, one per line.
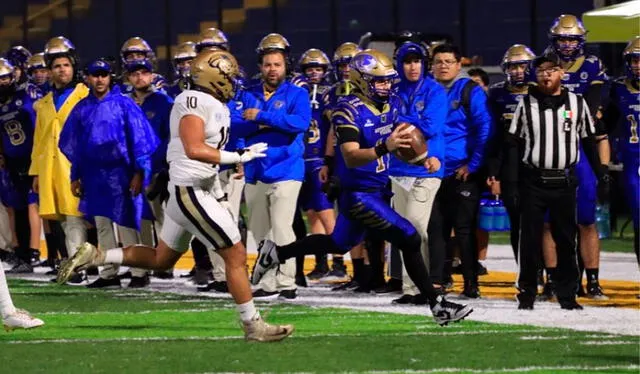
left=295, top=255, right=305, bottom=275
left=546, top=267, right=556, bottom=284
left=44, top=232, right=57, bottom=265
left=87, top=227, right=98, bottom=247
left=359, top=263, right=371, bottom=287
left=277, top=234, right=341, bottom=262
left=585, top=268, right=599, bottom=284
left=402, top=250, right=438, bottom=307
left=314, top=253, right=328, bottom=269
left=366, top=238, right=385, bottom=288
left=352, top=258, right=364, bottom=282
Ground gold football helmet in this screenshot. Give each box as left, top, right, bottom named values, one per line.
left=501, top=44, right=536, bottom=69
left=348, top=49, right=397, bottom=102
left=0, top=58, right=15, bottom=82
left=120, top=37, right=153, bottom=63
left=173, top=42, right=197, bottom=78
left=299, top=49, right=330, bottom=70
left=623, top=36, right=640, bottom=79
left=333, top=42, right=361, bottom=65
left=256, top=33, right=290, bottom=54
left=44, top=36, right=76, bottom=65
left=27, top=53, right=47, bottom=72
left=548, top=14, right=586, bottom=60
left=196, top=28, right=229, bottom=52
left=191, top=50, right=239, bottom=102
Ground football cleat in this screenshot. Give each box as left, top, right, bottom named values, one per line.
left=57, top=242, right=103, bottom=285
left=431, top=295, right=473, bottom=326
left=250, top=240, right=280, bottom=285
left=3, top=309, right=44, bottom=331
left=243, top=316, right=294, bottom=342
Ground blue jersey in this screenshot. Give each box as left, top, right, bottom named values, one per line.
left=559, top=54, right=607, bottom=95
left=333, top=94, right=400, bottom=191
left=0, top=89, right=38, bottom=162
left=488, top=81, right=527, bottom=127
left=128, top=90, right=173, bottom=174
left=303, top=83, right=331, bottom=162
left=609, top=78, right=640, bottom=167
left=165, top=78, right=190, bottom=99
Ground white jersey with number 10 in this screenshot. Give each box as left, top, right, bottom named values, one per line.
left=167, top=89, right=230, bottom=185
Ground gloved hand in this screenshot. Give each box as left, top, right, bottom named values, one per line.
left=322, top=175, right=341, bottom=202
left=146, top=169, right=170, bottom=203
left=219, top=143, right=268, bottom=165
left=597, top=172, right=611, bottom=204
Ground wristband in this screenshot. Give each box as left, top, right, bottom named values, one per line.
left=219, top=150, right=241, bottom=165
left=374, top=142, right=389, bottom=157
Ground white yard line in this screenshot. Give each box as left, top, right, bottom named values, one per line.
left=359, top=365, right=640, bottom=373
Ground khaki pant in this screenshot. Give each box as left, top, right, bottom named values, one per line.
left=245, top=180, right=301, bottom=292
left=60, top=215, right=87, bottom=257
left=139, top=173, right=169, bottom=275
left=95, top=216, right=146, bottom=279
left=391, top=177, right=441, bottom=296
left=0, top=204, right=13, bottom=250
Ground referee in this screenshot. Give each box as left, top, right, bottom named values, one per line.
left=504, top=55, right=611, bottom=310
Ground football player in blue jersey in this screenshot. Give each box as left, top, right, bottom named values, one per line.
left=0, top=58, right=41, bottom=273
left=486, top=44, right=536, bottom=260
left=603, top=37, right=640, bottom=263
left=166, top=42, right=197, bottom=99
left=294, top=48, right=348, bottom=281
left=119, top=37, right=166, bottom=95
left=251, top=49, right=472, bottom=326
left=543, top=14, right=610, bottom=299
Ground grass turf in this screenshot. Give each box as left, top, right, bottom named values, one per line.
left=0, top=280, right=638, bottom=374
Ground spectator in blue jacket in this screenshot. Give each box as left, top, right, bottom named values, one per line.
left=59, top=59, right=159, bottom=289
left=389, top=42, right=447, bottom=305
left=428, top=44, right=492, bottom=298
left=236, top=34, right=311, bottom=299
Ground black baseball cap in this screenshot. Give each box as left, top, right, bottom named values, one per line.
left=532, top=54, right=561, bottom=69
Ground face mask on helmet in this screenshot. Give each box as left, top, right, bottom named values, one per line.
left=552, top=36, right=584, bottom=60
left=350, top=52, right=398, bottom=104
left=333, top=42, right=361, bottom=81
left=548, top=15, right=586, bottom=61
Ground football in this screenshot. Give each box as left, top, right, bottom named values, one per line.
left=392, top=122, right=428, bottom=165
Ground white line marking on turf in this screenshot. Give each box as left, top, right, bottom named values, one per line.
left=580, top=340, right=638, bottom=345
left=519, top=335, right=569, bottom=340
left=361, top=364, right=640, bottom=373
left=3, top=329, right=542, bottom=344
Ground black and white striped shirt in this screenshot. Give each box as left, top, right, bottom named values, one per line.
left=508, top=90, right=595, bottom=170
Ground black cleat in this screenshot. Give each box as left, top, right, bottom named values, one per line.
left=278, top=289, right=297, bottom=300
left=431, top=295, right=473, bottom=326
left=128, top=275, right=150, bottom=288
left=87, top=277, right=121, bottom=289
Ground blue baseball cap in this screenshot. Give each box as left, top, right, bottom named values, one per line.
left=87, top=59, right=111, bottom=76
left=125, top=58, right=153, bottom=73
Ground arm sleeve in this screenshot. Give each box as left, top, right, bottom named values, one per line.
left=467, top=86, right=493, bottom=173
left=332, top=104, right=359, bottom=145
left=255, top=88, right=311, bottom=133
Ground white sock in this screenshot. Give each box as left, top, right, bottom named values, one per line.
left=236, top=300, right=260, bottom=322
left=104, top=248, right=124, bottom=264
left=0, top=262, right=16, bottom=318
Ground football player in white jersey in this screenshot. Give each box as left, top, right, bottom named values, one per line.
left=57, top=50, right=294, bottom=342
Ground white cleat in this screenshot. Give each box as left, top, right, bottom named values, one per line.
left=3, top=309, right=44, bottom=331
left=431, top=295, right=473, bottom=326
left=243, top=316, right=294, bottom=342
left=250, top=240, right=280, bottom=285
left=57, top=242, right=103, bottom=285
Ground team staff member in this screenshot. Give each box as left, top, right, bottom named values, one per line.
left=505, top=55, right=610, bottom=310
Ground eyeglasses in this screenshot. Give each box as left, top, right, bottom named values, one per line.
left=433, top=59, right=458, bottom=67
left=90, top=71, right=109, bottom=78
left=536, top=67, right=561, bottom=76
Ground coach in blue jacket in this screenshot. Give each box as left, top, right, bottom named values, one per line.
left=429, top=44, right=492, bottom=298
left=389, top=42, right=447, bottom=304
left=235, top=37, right=311, bottom=299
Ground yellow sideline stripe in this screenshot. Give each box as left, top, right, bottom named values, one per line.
left=40, top=242, right=639, bottom=309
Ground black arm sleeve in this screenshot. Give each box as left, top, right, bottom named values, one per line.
left=584, top=84, right=603, bottom=117
left=582, top=136, right=605, bottom=180
left=502, top=132, right=521, bottom=184
left=335, top=126, right=359, bottom=145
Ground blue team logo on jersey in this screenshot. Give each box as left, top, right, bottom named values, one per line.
left=15, top=100, right=22, bottom=107
left=274, top=100, right=284, bottom=109
left=580, top=72, right=589, bottom=80
left=146, top=111, right=155, bottom=119
left=380, top=114, right=387, bottom=123
left=562, top=74, right=570, bottom=81
left=415, top=100, right=424, bottom=112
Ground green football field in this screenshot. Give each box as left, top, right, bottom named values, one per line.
left=0, top=279, right=638, bottom=374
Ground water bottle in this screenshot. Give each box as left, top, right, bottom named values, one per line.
left=478, top=197, right=494, bottom=231
left=494, top=196, right=507, bottom=231
left=595, top=203, right=611, bottom=239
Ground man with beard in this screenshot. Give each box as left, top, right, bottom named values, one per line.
left=504, top=55, right=611, bottom=310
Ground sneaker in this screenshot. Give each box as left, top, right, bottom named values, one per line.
left=117, top=271, right=132, bottom=280
left=411, top=294, right=428, bottom=305
left=431, top=296, right=473, bottom=326
left=537, top=282, right=556, bottom=301
left=477, top=262, right=488, bottom=276
left=193, top=268, right=213, bottom=286
left=375, top=279, right=402, bottom=294
left=3, top=309, right=44, bottom=331
left=66, top=272, right=88, bottom=286
left=29, top=250, right=41, bottom=266
left=517, top=292, right=535, bottom=310
left=152, top=270, right=174, bottom=279
left=586, top=282, right=609, bottom=300
left=559, top=298, right=583, bottom=310
left=278, top=289, right=297, bottom=300
left=44, top=268, right=58, bottom=276
left=197, top=281, right=228, bottom=293
left=295, top=273, right=308, bottom=288
left=57, top=242, right=103, bottom=284
left=180, top=267, right=196, bottom=278
left=242, top=316, right=294, bottom=342
left=129, top=275, right=150, bottom=288
left=252, top=289, right=278, bottom=298
left=7, top=261, right=33, bottom=274
left=250, top=240, right=280, bottom=285
left=0, top=251, right=20, bottom=267
left=577, top=284, right=587, bottom=297
left=306, top=264, right=329, bottom=280
left=331, top=279, right=358, bottom=291
left=86, top=277, right=121, bottom=289
left=461, top=282, right=481, bottom=299
left=392, top=294, right=414, bottom=304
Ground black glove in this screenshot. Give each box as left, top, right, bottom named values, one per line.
left=597, top=172, right=611, bottom=204
left=146, top=169, right=170, bottom=203
left=322, top=175, right=341, bottom=202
